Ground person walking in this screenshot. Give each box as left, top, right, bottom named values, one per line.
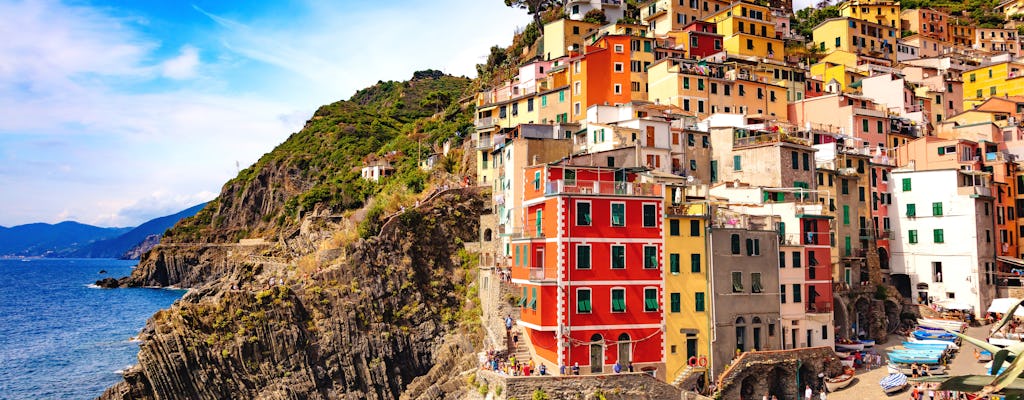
left=804, top=385, right=812, bottom=400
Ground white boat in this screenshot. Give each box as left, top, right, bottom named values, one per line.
left=918, top=318, right=965, bottom=331
left=834, top=351, right=851, bottom=358
left=880, top=373, right=908, bottom=394
left=886, top=363, right=947, bottom=376
left=907, top=337, right=960, bottom=350
left=836, top=341, right=865, bottom=351
left=860, top=339, right=875, bottom=347
left=825, top=368, right=856, bottom=392
left=989, top=337, right=1019, bottom=347
left=840, top=358, right=855, bottom=368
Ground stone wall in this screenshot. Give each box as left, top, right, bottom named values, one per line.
left=715, top=347, right=843, bottom=400
left=475, top=370, right=681, bottom=400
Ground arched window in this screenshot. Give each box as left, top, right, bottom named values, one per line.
left=735, top=317, right=747, bottom=353
left=617, top=333, right=631, bottom=368
left=483, top=228, right=492, bottom=242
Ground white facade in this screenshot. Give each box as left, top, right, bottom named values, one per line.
left=360, top=164, right=393, bottom=182
left=889, top=169, right=997, bottom=314
left=566, top=0, right=625, bottom=23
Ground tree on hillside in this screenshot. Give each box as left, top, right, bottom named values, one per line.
left=793, top=6, right=841, bottom=39
left=582, top=9, right=608, bottom=25
left=505, top=0, right=561, bottom=28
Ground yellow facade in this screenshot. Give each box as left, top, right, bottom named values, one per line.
left=838, top=0, right=901, bottom=28
left=812, top=18, right=897, bottom=64
left=647, top=59, right=789, bottom=120
left=810, top=55, right=867, bottom=93
left=963, top=62, right=1024, bottom=109
left=542, top=19, right=600, bottom=61
left=664, top=196, right=711, bottom=384
left=706, top=1, right=784, bottom=61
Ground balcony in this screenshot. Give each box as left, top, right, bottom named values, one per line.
left=958, top=185, right=991, bottom=197
left=666, top=202, right=710, bottom=217
left=600, top=0, right=622, bottom=5
left=544, top=179, right=663, bottom=197
left=807, top=301, right=833, bottom=314
left=475, top=135, right=493, bottom=150
left=475, top=116, right=495, bottom=129
left=732, top=126, right=812, bottom=149
left=528, top=267, right=553, bottom=282
left=852, top=104, right=887, bottom=118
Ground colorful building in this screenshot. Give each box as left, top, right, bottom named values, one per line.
left=641, top=0, right=729, bottom=36
left=962, top=61, right=1024, bottom=109
left=838, top=0, right=902, bottom=29
left=511, top=165, right=665, bottom=377
left=900, top=8, right=949, bottom=43
left=568, top=35, right=655, bottom=121
left=543, top=19, right=601, bottom=61
left=812, top=17, right=897, bottom=65
left=975, top=28, right=1020, bottom=56
left=705, top=1, right=784, bottom=61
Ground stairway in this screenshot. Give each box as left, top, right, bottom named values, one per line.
left=671, top=365, right=695, bottom=386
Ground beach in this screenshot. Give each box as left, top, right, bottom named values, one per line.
left=829, top=324, right=990, bottom=399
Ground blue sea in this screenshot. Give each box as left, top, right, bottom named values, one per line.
left=0, top=259, right=183, bottom=399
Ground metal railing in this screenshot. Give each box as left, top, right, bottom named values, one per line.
left=807, top=301, right=833, bottom=313
left=529, top=267, right=549, bottom=282
left=544, top=179, right=663, bottom=197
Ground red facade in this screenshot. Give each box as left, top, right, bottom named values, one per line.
left=801, top=217, right=833, bottom=314
left=511, top=165, right=665, bottom=374
left=682, top=21, right=723, bottom=59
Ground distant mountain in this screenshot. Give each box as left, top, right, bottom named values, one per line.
left=0, top=221, right=131, bottom=257
left=0, top=203, right=207, bottom=258
left=71, top=203, right=207, bottom=259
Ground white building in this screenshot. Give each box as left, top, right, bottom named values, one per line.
left=889, top=168, right=997, bottom=313
left=565, top=0, right=625, bottom=23
left=360, top=161, right=394, bottom=182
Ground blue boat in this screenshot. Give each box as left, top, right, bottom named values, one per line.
left=912, top=329, right=957, bottom=342
left=902, top=342, right=952, bottom=351
left=880, top=372, right=908, bottom=394
left=887, top=350, right=942, bottom=364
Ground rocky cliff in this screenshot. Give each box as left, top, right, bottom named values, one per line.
left=100, top=189, right=483, bottom=399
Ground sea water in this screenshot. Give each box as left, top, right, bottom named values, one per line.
left=0, top=259, right=183, bottom=399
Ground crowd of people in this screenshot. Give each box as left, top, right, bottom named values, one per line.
left=908, top=382, right=977, bottom=400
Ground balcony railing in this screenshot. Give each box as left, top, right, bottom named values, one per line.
left=958, top=185, right=992, bottom=197
left=545, top=179, right=662, bottom=197
left=732, top=127, right=812, bottom=149
left=529, top=267, right=550, bottom=282
left=807, top=301, right=833, bottom=313
left=475, top=117, right=495, bottom=129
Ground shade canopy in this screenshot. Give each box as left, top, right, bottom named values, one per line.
left=988, top=298, right=1024, bottom=316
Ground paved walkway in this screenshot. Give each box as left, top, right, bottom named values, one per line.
left=829, top=324, right=990, bottom=399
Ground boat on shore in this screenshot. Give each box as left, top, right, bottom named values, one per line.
left=887, top=350, right=943, bottom=364
left=825, top=368, right=856, bottom=392
left=988, top=337, right=1019, bottom=347
left=912, top=329, right=958, bottom=342
left=886, top=363, right=947, bottom=376
left=906, top=338, right=959, bottom=350
left=979, top=350, right=993, bottom=362
left=860, top=339, right=875, bottom=347
left=918, top=318, right=966, bottom=331
left=880, top=372, right=908, bottom=394
left=836, top=339, right=864, bottom=351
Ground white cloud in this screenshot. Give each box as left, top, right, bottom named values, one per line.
left=161, top=46, right=200, bottom=80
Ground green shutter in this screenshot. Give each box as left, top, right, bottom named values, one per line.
left=670, top=293, right=681, bottom=313
left=613, top=246, right=625, bottom=269
left=843, top=205, right=850, bottom=225
left=670, top=253, right=680, bottom=273
left=734, top=155, right=742, bottom=171
left=933, top=202, right=943, bottom=216
left=691, top=253, right=701, bottom=272
left=938, top=146, right=945, bottom=155
left=612, top=203, right=625, bottom=226
left=934, top=229, right=944, bottom=243
left=778, top=221, right=786, bottom=236
left=902, top=178, right=912, bottom=191
left=577, top=290, right=591, bottom=313
left=695, top=292, right=705, bottom=312
left=907, top=203, right=916, bottom=217
left=536, top=210, right=542, bottom=236
left=529, top=288, right=537, bottom=310
left=612, top=290, right=626, bottom=312
left=909, top=230, right=918, bottom=244
left=645, top=298, right=659, bottom=311
left=519, top=288, right=527, bottom=306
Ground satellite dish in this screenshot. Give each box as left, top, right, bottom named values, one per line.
left=686, top=175, right=695, bottom=183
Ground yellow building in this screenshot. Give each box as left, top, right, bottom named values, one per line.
left=838, top=0, right=901, bottom=28
left=647, top=58, right=789, bottom=120
left=962, top=61, right=1024, bottom=109
left=542, top=18, right=600, bottom=61
left=640, top=0, right=729, bottom=36
left=663, top=191, right=712, bottom=386
left=812, top=17, right=897, bottom=66
left=705, top=1, right=784, bottom=61
left=810, top=55, right=868, bottom=93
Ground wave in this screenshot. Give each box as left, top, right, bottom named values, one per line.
left=85, top=284, right=101, bottom=289
left=114, top=365, right=134, bottom=375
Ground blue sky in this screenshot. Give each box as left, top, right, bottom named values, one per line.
left=0, top=0, right=530, bottom=227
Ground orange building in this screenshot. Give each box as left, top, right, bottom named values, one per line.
left=568, top=35, right=644, bottom=122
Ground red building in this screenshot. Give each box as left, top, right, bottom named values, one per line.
left=510, top=164, right=665, bottom=376
left=681, top=21, right=723, bottom=59
left=801, top=216, right=833, bottom=315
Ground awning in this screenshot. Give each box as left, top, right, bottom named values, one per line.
left=988, top=298, right=1024, bottom=316
left=937, top=299, right=973, bottom=311
left=998, top=256, right=1024, bottom=267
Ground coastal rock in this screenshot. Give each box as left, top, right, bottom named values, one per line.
left=99, top=190, right=484, bottom=400
left=95, top=277, right=121, bottom=288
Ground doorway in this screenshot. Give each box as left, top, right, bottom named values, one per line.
left=617, top=333, right=631, bottom=368
left=590, top=334, right=604, bottom=373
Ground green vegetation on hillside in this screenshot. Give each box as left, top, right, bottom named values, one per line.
left=165, top=70, right=474, bottom=243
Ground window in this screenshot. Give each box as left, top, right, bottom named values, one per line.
left=734, top=155, right=742, bottom=171
left=746, top=238, right=761, bottom=255
left=779, top=251, right=786, bottom=268
left=907, top=203, right=916, bottom=217
left=841, top=179, right=849, bottom=194
left=670, top=219, right=680, bottom=236
left=577, top=244, right=591, bottom=269
left=702, top=135, right=709, bottom=148
left=695, top=292, right=705, bottom=311
left=934, top=229, right=945, bottom=243
left=576, top=202, right=591, bottom=226
left=751, top=272, right=763, bottom=293
left=731, top=234, right=741, bottom=254
left=793, top=251, right=802, bottom=268
left=932, top=202, right=943, bottom=216
left=843, top=205, right=850, bottom=225
left=643, top=204, right=656, bottom=227
left=780, top=284, right=786, bottom=303
left=644, top=288, right=659, bottom=312
left=803, top=153, right=810, bottom=171
left=614, top=62, right=624, bottom=72
left=691, top=253, right=701, bottom=272
left=534, top=171, right=540, bottom=190
left=564, top=169, right=576, bottom=186
left=670, top=253, right=680, bottom=273
left=611, top=203, right=625, bottom=227
left=933, top=262, right=943, bottom=282
left=644, top=246, right=658, bottom=269
left=577, top=289, right=592, bottom=313
left=530, top=287, right=537, bottom=310
left=792, top=284, right=802, bottom=302
left=690, top=220, right=700, bottom=236
left=670, top=293, right=681, bottom=313
left=612, top=245, right=626, bottom=269
left=732, top=271, right=744, bottom=292
left=611, top=288, right=626, bottom=312
left=791, top=151, right=799, bottom=169
left=909, top=229, right=918, bottom=244
left=902, top=178, right=911, bottom=191
left=613, top=84, right=622, bottom=94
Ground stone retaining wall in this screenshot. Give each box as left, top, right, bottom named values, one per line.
left=475, top=370, right=681, bottom=400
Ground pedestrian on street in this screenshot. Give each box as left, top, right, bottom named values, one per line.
left=804, top=385, right=812, bottom=400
